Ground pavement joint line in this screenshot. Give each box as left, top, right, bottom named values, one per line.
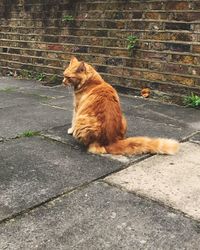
left=40, top=132, right=154, bottom=165
left=119, top=93, right=183, bottom=108
left=40, top=133, right=82, bottom=150
left=127, top=154, right=153, bottom=165
left=103, top=179, right=200, bottom=224
left=179, top=130, right=200, bottom=143
left=131, top=114, right=183, bottom=128
left=190, top=141, right=200, bottom=145
left=143, top=107, right=189, bottom=126
left=0, top=87, right=55, bottom=101
left=0, top=124, right=70, bottom=143
left=0, top=138, right=158, bottom=225
left=1, top=86, right=69, bottom=105
left=41, top=103, right=68, bottom=110
left=15, top=89, right=67, bottom=100
left=0, top=157, right=151, bottom=225
left=117, top=154, right=153, bottom=167
left=0, top=181, right=92, bottom=226
left=1, top=127, right=193, bottom=162
left=0, top=87, right=18, bottom=92
left=0, top=133, right=42, bottom=143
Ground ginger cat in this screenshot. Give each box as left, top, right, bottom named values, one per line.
left=63, top=56, right=179, bottom=155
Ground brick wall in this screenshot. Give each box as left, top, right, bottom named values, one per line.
left=1, top=0, right=200, bottom=104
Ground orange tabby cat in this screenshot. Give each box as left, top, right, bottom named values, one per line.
left=63, top=56, right=179, bottom=155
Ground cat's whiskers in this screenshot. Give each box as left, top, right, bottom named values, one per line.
left=67, top=85, right=73, bottom=94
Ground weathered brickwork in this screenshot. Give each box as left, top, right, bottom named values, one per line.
left=0, top=0, right=200, bottom=103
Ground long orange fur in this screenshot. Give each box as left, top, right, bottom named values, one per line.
left=63, top=56, right=179, bottom=155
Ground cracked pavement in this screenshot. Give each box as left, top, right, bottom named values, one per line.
left=0, top=77, right=200, bottom=250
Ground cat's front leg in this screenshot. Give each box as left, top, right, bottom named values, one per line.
left=68, top=108, right=76, bottom=135
left=67, top=127, right=74, bottom=134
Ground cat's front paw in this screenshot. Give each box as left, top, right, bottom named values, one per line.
left=67, top=127, right=74, bottom=135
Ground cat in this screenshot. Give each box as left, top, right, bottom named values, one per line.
left=63, top=56, right=179, bottom=155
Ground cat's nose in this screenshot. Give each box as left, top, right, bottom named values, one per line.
left=62, top=78, right=67, bottom=86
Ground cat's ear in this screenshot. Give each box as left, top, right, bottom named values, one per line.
left=70, top=56, right=78, bottom=65
left=76, top=61, right=86, bottom=73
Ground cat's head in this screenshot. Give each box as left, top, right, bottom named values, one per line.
left=63, top=56, right=90, bottom=90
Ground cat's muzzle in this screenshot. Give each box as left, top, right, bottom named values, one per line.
left=62, top=77, right=70, bottom=86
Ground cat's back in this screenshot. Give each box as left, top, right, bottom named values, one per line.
left=77, top=80, right=121, bottom=117
left=89, top=81, right=119, bottom=103
left=84, top=81, right=122, bottom=121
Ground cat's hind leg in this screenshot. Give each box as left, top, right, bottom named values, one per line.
left=121, top=115, right=127, bottom=136
left=88, top=143, right=106, bottom=154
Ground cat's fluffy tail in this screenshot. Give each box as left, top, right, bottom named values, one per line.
left=105, top=137, right=179, bottom=155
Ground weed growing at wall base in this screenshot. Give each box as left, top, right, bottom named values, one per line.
left=35, top=73, right=45, bottom=81
left=20, top=70, right=34, bottom=79
left=20, top=70, right=46, bottom=81
left=184, top=93, right=200, bottom=108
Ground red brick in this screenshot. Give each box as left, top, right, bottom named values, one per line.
left=164, top=64, right=190, bottom=75
left=169, top=75, right=194, bottom=86
left=173, top=12, right=200, bottom=22
left=47, top=44, right=64, bottom=51
left=192, top=45, right=200, bottom=53
left=150, top=2, right=164, bottom=10
left=170, top=33, right=194, bottom=42
left=171, top=55, right=197, bottom=65
left=145, top=12, right=160, bottom=19
left=166, top=1, right=189, bottom=10
left=143, top=72, right=164, bottom=81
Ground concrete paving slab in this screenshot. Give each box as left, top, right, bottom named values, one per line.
left=0, top=77, right=43, bottom=90
left=0, top=90, right=50, bottom=109
left=0, top=182, right=200, bottom=250
left=0, top=77, right=70, bottom=99
left=0, top=137, right=122, bottom=221
left=143, top=101, right=200, bottom=130
left=121, top=95, right=199, bottom=139
left=125, top=109, right=192, bottom=140
left=42, top=125, right=91, bottom=151
left=0, top=103, right=70, bottom=139
left=17, top=85, right=72, bottom=99
left=120, top=94, right=146, bottom=109
left=105, top=142, right=200, bottom=220
left=45, top=96, right=73, bottom=111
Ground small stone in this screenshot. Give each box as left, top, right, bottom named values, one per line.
left=111, top=212, right=117, bottom=219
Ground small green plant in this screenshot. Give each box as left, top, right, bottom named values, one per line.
left=62, top=15, right=74, bottom=22
left=21, top=130, right=41, bottom=137
left=127, top=35, right=139, bottom=51
left=184, top=93, right=200, bottom=108
left=35, top=73, right=45, bottom=81
left=20, top=70, right=34, bottom=79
